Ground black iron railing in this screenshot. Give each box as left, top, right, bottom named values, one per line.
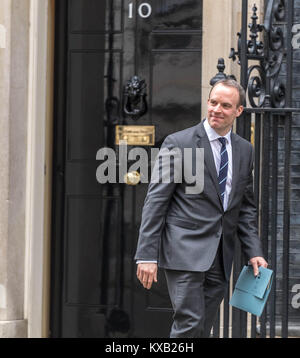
left=210, top=0, right=300, bottom=338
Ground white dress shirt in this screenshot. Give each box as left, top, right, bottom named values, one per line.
left=137, top=120, right=233, bottom=264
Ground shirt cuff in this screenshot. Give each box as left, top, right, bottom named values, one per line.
left=136, top=260, right=157, bottom=264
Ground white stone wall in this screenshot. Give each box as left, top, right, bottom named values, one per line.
left=0, top=0, right=54, bottom=338
left=0, top=0, right=30, bottom=338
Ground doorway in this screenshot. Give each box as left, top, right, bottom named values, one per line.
left=51, top=0, right=203, bottom=338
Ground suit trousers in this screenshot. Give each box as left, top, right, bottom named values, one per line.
left=164, top=241, right=227, bottom=338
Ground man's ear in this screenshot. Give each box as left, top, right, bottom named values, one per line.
left=236, top=105, right=244, bottom=117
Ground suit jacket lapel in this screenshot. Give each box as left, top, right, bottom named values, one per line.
left=196, top=121, right=223, bottom=206
left=227, top=132, right=240, bottom=210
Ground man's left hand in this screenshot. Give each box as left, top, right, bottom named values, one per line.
left=249, top=256, right=268, bottom=276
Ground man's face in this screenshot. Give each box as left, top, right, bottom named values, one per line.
left=207, top=84, right=244, bottom=136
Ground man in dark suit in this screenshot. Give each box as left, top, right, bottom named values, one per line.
left=134, top=79, right=268, bottom=338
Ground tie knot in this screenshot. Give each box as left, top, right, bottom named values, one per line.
left=218, top=137, right=226, bottom=146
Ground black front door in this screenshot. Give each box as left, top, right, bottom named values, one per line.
left=51, top=0, right=203, bottom=338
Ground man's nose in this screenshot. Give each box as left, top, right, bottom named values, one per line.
left=213, top=103, right=222, bottom=112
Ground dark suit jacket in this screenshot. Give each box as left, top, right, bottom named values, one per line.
left=134, top=120, right=264, bottom=280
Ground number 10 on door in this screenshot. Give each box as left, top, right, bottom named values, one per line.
left=128, top=2, right=152, bottom=19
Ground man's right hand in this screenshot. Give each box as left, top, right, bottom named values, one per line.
left=137, top=263, right=158, bottom=290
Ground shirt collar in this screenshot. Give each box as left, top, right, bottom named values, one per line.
left=203, top=118, right=232, bottom=144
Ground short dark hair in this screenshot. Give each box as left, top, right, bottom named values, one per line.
left=209, top=78, right=246, bottom=107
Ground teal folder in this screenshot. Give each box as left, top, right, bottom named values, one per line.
left=229, top=265, right=273, bottom=317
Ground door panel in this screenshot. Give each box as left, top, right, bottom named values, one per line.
left=52, top=0, right=203, bottom=338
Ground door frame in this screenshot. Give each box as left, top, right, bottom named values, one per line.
left=25, top=0, right=55, bottom=338
left=49, top=0, right=68, bottom=338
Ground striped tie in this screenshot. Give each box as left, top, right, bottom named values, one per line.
left=218, top=137, right=228, bottom=205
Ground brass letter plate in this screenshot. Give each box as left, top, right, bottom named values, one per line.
left=115, top=125, right=155, bottom=146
